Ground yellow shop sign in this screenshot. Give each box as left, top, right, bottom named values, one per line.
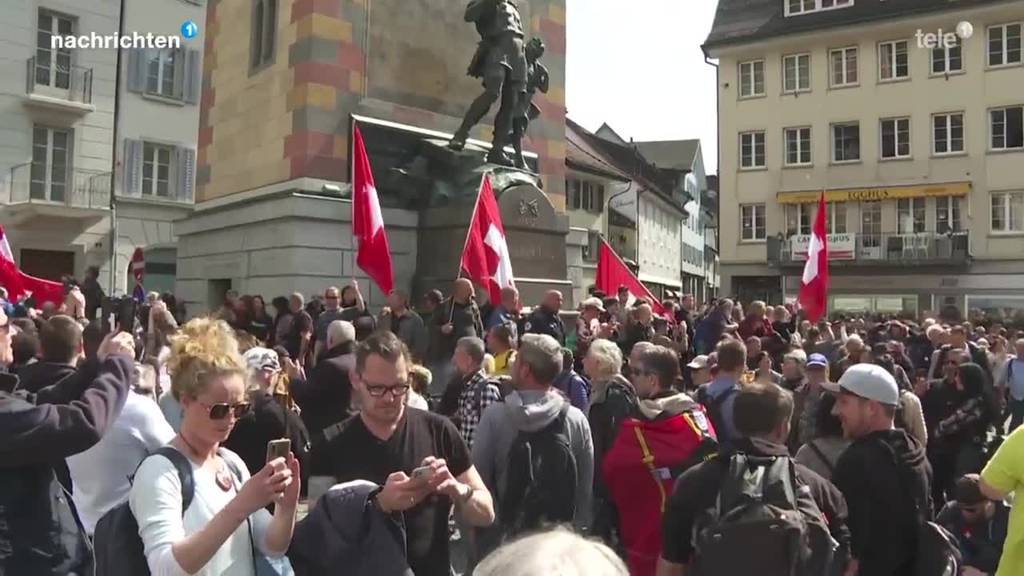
left=777, top=182, right=971, bottom=204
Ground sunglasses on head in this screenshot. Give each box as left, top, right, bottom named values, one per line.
left=198, top=400, right=251, bottom=420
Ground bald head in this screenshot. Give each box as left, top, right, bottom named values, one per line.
left=543, top=290, right=563, bottom=313
left=453, top=278, right=474, bottom=303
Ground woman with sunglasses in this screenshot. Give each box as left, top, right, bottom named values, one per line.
left=130, top=318, right=300, bottom=575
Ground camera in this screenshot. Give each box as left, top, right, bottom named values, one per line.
left=101, top=296, right=138, bottom=335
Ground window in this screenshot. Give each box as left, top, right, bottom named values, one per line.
left=992, top=191, right=1024, bottom=232
left=30, top=126, right=71, bottom=202
left=827, top=203, right=848, bottom=233
left=785, top=204, right=811, bottom=236
left=936, top=196, right=962, bottom=233
left=861, top=201, right=882, bottom=247
left=931, top=44, right=963, bottom=75
left=146, top=48, right=180, bottom=98
left=741, top=204, right=766, bottom=241
left=897, top=198, right=926, bottom=233
left=988, top=23, right=1022, bottom=67
left=142, top=143, right=173, bottom=197
left=830, top=47, right=858, bottom=87
left=740, top=131, right=766, bottom=168
left=35, top=10, right=74, bottom=90
left=879, top=40, right=909, bottom=80
left=881, top=117, right=911, bottom=159
left=832, top=122, right=860, bottom=162
left=784, top=127, right=812, bottom=166
left=783, top=53, right=811, bottom=93
left=568, top=178, right=605, bottom=213
left=786, top=0, right=852, bottom=16
left=933, top=113, right=965, bottom=155
left=739, top=60, right=765, bottom=98
left=990, top=106, right=1024, bottom=150
left=251, top=0, right=277, bottom=70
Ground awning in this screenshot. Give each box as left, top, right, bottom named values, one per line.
left=777, top=181, right=971, bottom=204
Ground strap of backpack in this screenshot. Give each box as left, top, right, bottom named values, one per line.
left=878, top=440, right=926, bottom=525
left=806, top=440, right=835, bottom=476
left=150, top=446, right=196, bottom=512
left=632, top=425, right=669, bottom=512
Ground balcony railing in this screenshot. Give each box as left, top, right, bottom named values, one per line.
left=5, top=162, right=110, bottom=211
left=25, top=57, right=93, bottom=105
left=768, top=232, right=970, bottom=267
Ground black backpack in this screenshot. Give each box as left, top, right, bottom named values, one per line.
left=93, top=446, right=195, bottom=576
left=698, top=385, right=737, bottom=445
left=691, top=454, right=836, bottom=576
left=499, top=404, right=578, bottom=538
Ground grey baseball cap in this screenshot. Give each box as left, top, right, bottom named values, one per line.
left=822, top=363, right=899, bottom=406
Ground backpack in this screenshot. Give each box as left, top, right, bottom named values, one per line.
left=499, top=403, right=578, bottom=538
left=93, top=446, right=195, bottom=576
left=879, top=441, right=962, bottom=576
left=691, top=454, right=836, bottom=576
left=602, top=409, right=718, bottom=576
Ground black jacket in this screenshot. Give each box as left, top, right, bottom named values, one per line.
left=293, top=342, right=356, bottom=447
left=832, top=429, right=931, bottom=576
left=16, top=361, right=77, bottom=394
left=223, top=392, right=311, bottom=488
left=523, top=306, right=566, bottom=345
left=428, top=299, right=483, bottom=363
left=0, top=356, right=133, bottom=576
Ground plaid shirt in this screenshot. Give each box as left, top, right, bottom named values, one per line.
left=456, top=370, right=502, bottom=448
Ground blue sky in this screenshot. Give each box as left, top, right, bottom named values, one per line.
left=565, top=0, right=720, bottom=172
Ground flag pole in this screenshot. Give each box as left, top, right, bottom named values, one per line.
left=450, top=172, right=488, bottom=324
left=350, top=118, right=358, bottom=288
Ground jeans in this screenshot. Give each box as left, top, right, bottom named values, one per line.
left=1009, top=399, right=1024, bottom=432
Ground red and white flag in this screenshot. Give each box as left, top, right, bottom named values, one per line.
left=0, top=225, right=64, bottom=305
left=595, top=238, right=665, bottom=316
left=130, top=248, right=145, bottom=284
left=798, top=193, right=829, bottom=322
left=352, top=124, right=394, bottom=295
left=460, top=175, right=514, bottom=305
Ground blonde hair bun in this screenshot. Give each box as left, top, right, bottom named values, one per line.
left=167, top=317, right=246, bottom=401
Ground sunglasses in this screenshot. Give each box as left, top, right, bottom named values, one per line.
left=197, top=400, right=251, bottom=420
left=325, top=295, right=340, bottom=300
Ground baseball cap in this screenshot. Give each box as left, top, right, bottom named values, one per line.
left=581, top=297, right=605, bottom=312
left=807, top=353, right=829, bottom=368
left=822, top=363, right=899, bottom=406
left=954, top=474, right=987, bottom=506
left=687, top=355, right=710, bottom=370
left=243, top=347, right=281, bottom=373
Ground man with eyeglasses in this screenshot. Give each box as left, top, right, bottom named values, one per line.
left=936, top=474, right=1009, bottom=576
left=310, top=331, right=494, bottom=576
left=312, top=286, right=346, bottom=365
left=0, top=303, right=137, bottom=575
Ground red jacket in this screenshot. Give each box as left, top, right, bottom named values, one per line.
left=738, top=315, right=775, bottom=341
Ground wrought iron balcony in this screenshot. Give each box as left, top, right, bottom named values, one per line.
left=24, top=57, right=94, bottom=110
left=767, top=232, right=970, bottom=268
left=3, top=163, right=110, bottom=221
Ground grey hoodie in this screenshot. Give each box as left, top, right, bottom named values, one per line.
left=471, top=389, right=594, bottom=536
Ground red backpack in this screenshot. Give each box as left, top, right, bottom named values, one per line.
left=602, top=407, right=718, bottom=576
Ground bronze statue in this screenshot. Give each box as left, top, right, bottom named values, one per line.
left=510, top=37, right=548, bottom=169
left=449, top=0, right=527, bottom=167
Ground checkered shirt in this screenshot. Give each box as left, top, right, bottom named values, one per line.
left=457, top=370, right=502, bottom=448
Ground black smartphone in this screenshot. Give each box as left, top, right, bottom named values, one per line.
left=116, top=298, right=137, bottom=332
left=101, top=298, right=115, bottom=335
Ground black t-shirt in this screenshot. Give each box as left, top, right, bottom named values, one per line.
left=318, top=408, right=471, bottom=576
left=661, top=437, right=849, bottom=566
left=285, top=310, right=313, bottom=360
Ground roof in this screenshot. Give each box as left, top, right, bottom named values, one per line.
left=703, top=0, right=1014, bottom=51
left=633, top=140, right=701, bottom=172
left=595, top=123, right=628, bottom=145
left=566, top=120, right=689, bottom=214
left=566, top=120, right=632, bottom=182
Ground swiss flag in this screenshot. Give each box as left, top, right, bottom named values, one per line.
left=0, top=225, right=64, bottom=306
left=595, top=238, right=665, bottom=316
left=352, top=124, right=394, bottom=295
left=460, top=174, right=514, bottom=305
left=798, top=193, right=829, bottom=323
left=130, top=247, right=145, bottom=284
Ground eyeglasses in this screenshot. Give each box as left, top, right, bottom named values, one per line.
left=197, top=400, right=251, bottom=420
left=325, top=295, right=340, bottom=300
left=364, top=383, right=411, bottom=398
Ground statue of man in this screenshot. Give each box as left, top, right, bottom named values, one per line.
left=510, top=37, right=549, bottom=170
left=449, top=0, right=527, bottom=167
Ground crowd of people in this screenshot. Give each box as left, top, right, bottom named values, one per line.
left=1, top=273, right=1022, bottom=576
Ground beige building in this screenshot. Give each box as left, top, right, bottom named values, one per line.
left=704, top=0, right=1024, bottom=320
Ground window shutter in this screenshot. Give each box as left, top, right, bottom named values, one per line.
left=127, top=49, right=145, bottom=93
left=123, top=139, right=143, bottom=197
left=183, top=49, right=200, bottom=104
left=177, top=146, right=196, bottom=202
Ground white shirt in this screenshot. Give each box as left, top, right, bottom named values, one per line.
left=67, top=390, right=176, bottom=533
left=129, top=447, right=278, bottom=576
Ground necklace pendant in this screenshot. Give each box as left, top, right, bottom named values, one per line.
left=215, top=468, right=233, bottom=492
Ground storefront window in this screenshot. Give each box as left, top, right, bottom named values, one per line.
left=966, top=296, right=1024, bottom=323
left=831, top=295, right=917, bottom=315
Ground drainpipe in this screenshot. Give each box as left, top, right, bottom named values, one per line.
left=704, top=50, right=720, bottom=302
left=108, top=0, right=126, bottom=292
